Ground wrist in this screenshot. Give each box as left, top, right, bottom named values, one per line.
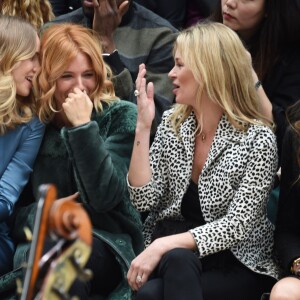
left=70, top=119, right=91, bottom=128
left=100, top=36, right=116, bottom=54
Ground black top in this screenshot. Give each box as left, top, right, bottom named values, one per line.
left=181, top=180, right=238, bottom=271
left=181, top=180, right=205, bottom=225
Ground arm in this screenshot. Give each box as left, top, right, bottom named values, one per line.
left=92, top=0, right=129, bottom=54
left=275, top=127, right=300, bottom=274
left=252, top=68, right=273, bottom=122
left=128, top=64, right=154, bottom=187
left=0, top=118, right=44, bottom=222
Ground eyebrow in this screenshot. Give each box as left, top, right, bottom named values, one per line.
left=174, top=57, right=182, bottom=63
left=62, top=69, right=95, bottom=73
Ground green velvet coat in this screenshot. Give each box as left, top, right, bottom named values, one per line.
left=6, top=100, right=143, bottom=299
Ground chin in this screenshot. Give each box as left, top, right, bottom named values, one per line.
left=17, top=90, right=30, bottom=97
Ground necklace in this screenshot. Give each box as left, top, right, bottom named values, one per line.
left=196, top=132, right=206, bottom=142
left=200, top=133, right=206, bottom=142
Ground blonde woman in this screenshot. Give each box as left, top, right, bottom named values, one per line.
left=0, top=16, right=44, bottom=276
left=127, top=22, right=278, bottom=300
left=0, top=0, right=54, bottom=29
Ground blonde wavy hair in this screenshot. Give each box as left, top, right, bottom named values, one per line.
left=0, top=16, right=38, bottom=135
left=0, top=0, right=54, bottom=29
left=35, top=23, right=117, bottom=124
left=169, top=22, right=273, bottom=134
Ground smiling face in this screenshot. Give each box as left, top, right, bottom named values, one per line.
left=53, top=51, right=96, bottom=126
left=168, top=50, right=199, bottom=108
left=11, top=34, right=40, bottom=97
left=221, top=0, right=266, bottom=40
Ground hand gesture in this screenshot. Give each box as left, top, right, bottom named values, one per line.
left=127, top=241, right=162, bottom=291
left=62, top=88, right=93, bottom=127
left=135, top=64, right=155, bottom=131
left=92, top=0, right=129, bottom=53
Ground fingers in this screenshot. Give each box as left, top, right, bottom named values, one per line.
left=92, top=0, right=99, bottom=7
left=147, top=82, right=154, bottom=100
left=68, top=87, right=86, bottom=97
left=135, top=63, right=146, bottom=91
left=118, top=0, right=129, bottom=16
left=127, top=268, right=145, bottom=291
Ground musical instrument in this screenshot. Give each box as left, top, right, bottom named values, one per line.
left=20, top=184, right=92, bottom=300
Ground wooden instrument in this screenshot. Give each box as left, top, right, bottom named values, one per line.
left=20, top=184, right=92, bottom=300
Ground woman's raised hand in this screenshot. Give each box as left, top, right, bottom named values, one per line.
left=135, top=64, right=155, bottom=132
left=62, top=88, right=93, bottom=127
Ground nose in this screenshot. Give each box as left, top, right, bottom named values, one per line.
left=32, top=60, right=40, bottom=73
left=74, top=76, right=85, bottom=91
left=225, top=0, right=237, bottom=9
left=168, top=66, right=176, bottom=79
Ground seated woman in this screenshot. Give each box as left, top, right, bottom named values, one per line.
left=0, top=16, right=44, bottom=277
left=127, top=22, right=279, bottom=300
left=270, top=100, right=300, bottom=300
left=20, top=23, right=143, bottom=299
left=211, top=0, right=300, bottom=162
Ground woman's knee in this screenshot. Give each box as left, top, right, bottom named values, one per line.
left=135, top=278, right=163, bottom=300
left=270, top=277, right=300, bottom=300
left=160, top=248, right=202, bottom=271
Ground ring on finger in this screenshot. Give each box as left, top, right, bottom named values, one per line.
left=134, top=89, right=140, bottom=97
left=136, top=275, right=142, bottom=283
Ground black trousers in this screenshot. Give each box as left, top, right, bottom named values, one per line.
left=135, top=248, right=276, bottom=300
left=69, top=237, right=122, bottom=299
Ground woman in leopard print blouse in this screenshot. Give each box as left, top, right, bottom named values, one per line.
left=127, top=22, right=279, bottom=300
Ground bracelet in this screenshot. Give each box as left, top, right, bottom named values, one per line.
left=255, top=80, right=262, bottom=90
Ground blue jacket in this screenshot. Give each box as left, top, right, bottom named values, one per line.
left=0, top=117, right=44, bottom=270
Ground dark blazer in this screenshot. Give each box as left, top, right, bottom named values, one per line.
left=263, top=46, right=300, bottom=162
left=275, top=126, right=300, bottom=275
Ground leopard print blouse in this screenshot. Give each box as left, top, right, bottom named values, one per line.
left=128, top=109, right=280, bottom=279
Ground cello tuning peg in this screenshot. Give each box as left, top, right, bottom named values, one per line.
left=70, top=249, right=93, bottom=282
left=77, top=268, right=93, bottom=282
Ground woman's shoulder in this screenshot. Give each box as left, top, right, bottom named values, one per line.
left=247, top=122, right=277, bottom=148
left=26, top=116, right=45, bottom=132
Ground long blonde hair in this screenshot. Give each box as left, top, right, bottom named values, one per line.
left=35, top=23, right=117, bottom=124
left=170, top=22, right=273, bottom=134
left=0, top=0, right=54, bottom=29
left=0, top=16, right=38, bottom=135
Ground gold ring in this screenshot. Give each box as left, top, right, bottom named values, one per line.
left=134, top=89, right=140, bottom=97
